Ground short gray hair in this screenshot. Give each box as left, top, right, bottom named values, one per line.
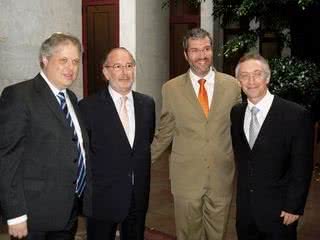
left=39, top=32, right=81, bottom=69
left=182, top=28, right=213, bottom=51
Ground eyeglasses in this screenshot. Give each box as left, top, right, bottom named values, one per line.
left=238, top=70, right=266, bottom=81
left=187, top=47, right=212, bottom=55
left=104, top=63, right=135, bottom=71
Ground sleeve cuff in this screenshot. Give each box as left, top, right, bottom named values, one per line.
left=7, top=215, right=28, bottom=225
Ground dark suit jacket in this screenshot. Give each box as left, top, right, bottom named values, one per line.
left=79, top=87, right=155, bottom=222
left=230, top=95, right=313, bottom=226
left=0, top=74, right=89, bottom=231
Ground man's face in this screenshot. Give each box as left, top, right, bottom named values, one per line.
left=238, top=59, right=269, bottom=104
left=184, top=36, right=213, bottom=77
left=103, top=49, right=135, bottom=95
left=42, top=42, right=80, bottom=90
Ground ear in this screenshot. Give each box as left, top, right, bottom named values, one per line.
left=184, top=50, right=189, bottom=62
left=42, top=56, right=49, bottom=67
left=102, top=66, right=110, bottom=80
left=266, top=76, right=270, bottom=85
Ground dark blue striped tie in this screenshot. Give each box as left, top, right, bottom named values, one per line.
left=57, top=92, right=86, bottom=197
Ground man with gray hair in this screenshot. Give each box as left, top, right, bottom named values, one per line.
left=0, top=32, right=89, bottom=239
left=152, top=28, right=241, bottom=239
left=231, top=53, right=313, bottom=239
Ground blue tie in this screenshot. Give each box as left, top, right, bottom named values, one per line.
left=57, top=92, right=86, bottom=197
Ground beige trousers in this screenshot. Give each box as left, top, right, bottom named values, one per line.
left=173, top=191, right=232, bottom=240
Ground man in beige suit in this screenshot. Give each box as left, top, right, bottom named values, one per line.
left=151, top=28, right=241, bottom=240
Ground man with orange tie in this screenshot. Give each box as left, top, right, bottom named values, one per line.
left=151, top=28, right=241, bottom=240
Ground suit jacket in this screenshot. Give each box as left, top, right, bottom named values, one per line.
left=230, top=95, right=313, bottom=225
left=151, top=70, right=241, bottom=199
left=0, top=74, right=89, bottom=231
left=79, top=87, right=155, bottom=222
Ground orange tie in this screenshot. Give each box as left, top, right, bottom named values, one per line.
left=198, top=79, right=209, bottom=118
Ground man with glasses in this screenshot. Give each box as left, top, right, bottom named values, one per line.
left=0, top=33, right=88, bottom=239
left=79, top=47, right=155, bottom=240
left=231, top=53, right=313, bottom=239
left=151, top=28, right=241, bottom=240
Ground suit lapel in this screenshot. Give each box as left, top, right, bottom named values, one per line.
left=132, top=91, right=142, bottom=149
left=238, top=103, right=250, bottom=149
left=33, top=74, right=69, bottom=128
left=181, top=72, right=207, bottom=119
left=101, top=89, right=132, bottom=149
left=253, top=96, right=281, bottom=149
left=207, top=72, right=226, bottom=120
left=68, top=90, right=89, bottom=148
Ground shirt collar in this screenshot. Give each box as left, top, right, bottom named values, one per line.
left=40, top=71, right=67, bottom=96
left=108, top=85, right=133, bottom=103
left=189, top=67, right=215, bottom=85
left=247, top=90, right=274, bottom=115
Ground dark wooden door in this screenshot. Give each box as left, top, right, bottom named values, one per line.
left=170, top=0, right=200, bottom=79
left=82, top=1, right=119, bottom=96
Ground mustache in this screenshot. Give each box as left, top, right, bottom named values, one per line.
left=196, top=57, right=209, bottom=61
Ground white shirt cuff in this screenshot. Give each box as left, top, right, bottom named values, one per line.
left=7, top=215, right=28, bottom=225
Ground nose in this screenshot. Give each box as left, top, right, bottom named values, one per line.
left=120, top=66, right=127, bottom=72
left=198, top=49, right=207, bottom=58
left=65, top=60, right=74, bottom=69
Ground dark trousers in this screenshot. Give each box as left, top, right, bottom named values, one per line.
left=236, top=211, right=298, bottom=240
left=87, top=192, right=146, bottom=240
left=25, top=197, right=80, bottom=240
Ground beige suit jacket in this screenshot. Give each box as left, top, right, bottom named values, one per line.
left=152, top=70, right=241, bottom=199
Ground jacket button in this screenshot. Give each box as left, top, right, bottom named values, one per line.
left=72, top=136, right=77, bottom=142
left=250, top=189, right=254, bottom=193
left=73, top=159, right=77, bottom=163
left=73, top=180, right=76, bottom=184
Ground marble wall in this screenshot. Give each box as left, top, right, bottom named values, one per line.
left=0, top=0, right=82, bottom=96
left=136, top=0, right=169, bottom=118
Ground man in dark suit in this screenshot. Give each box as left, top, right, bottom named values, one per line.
left=231, top=53, right=314, bottom=240
left=0, top=33, right=89, bottom=240
left=79, top=47, right=155, bottom=240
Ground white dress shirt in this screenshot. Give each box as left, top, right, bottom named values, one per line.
left=189, top=67, right=215, bottom=108
left=8, top=71, right=87, bottom=225
left=244, top=90, right=274, bottom=142
left=108, top=85, right=135, bottom=147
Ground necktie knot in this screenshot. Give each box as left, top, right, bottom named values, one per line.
left=198, top=79, right=206, bottom=86
left=121, top=96, right=128, bottom=104
left=251, top=106, right=259, bottom=116
left=57, top=92, right=66, bottom=105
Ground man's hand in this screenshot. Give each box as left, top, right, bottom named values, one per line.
left=8, top=221, right=28, bottom=239
left=280, top=211, right=300, bottom=225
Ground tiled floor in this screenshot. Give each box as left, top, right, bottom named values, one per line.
left=1, top=157, right=319, bottom=240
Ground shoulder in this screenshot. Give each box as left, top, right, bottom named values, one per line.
left=272, top=96, right=312, bottom=127
left=231, top=102, right=246, bottom=115
left=78, top=90, right=105, bottom=113
left=79, top=90, right=103, bottom=104
left=215, top=71, right=240, bottom=88
left=133, top=91, right=155, bottom=107
left=1, top=78, right=35, bottom=101
left=163, top=73, right=188, bottom=90
left=274, top=95, right=308, bottom=114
